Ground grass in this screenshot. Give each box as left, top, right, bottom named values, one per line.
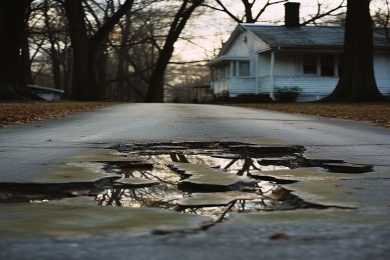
left=231, top=102, right=390, bottom=128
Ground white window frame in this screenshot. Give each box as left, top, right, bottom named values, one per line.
left=301, top=53, right=339, bottom=77
left=231, top=60, right=251, bottom=78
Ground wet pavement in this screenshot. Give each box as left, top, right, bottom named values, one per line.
left=0, top=103, right=389, bottom=259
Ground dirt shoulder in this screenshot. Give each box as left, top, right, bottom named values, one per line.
left=0, top=101, right=118, bottom=127
left=231, top=103, right=390, bottom=128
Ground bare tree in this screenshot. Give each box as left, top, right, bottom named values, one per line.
left=146, top=0, right=205, bottom=102
left=203, top=0, right=346, bottom=25
left=372, top=0, right=390, bottom=42
left=300, top=0, right=346, bottom=26
left=203, top=0, right=287, bottom=23
left=64, top=0, right=134, bottom=100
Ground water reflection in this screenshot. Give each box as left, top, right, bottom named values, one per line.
left=95, top=151, right=295, bottom=220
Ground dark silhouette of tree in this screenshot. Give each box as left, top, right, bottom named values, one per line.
left=0, top=0, right=32, bottom=99
left=146, top=0, right=205, bottom=103
left=300, top=0, right=346, bottom=26
left=323, top=0, right=384, bottom=102
left=203, top=0, right=287, bottom=23
left=64, top=0, right=134, bottom=100
left=203, top=0, right=345, bottom=25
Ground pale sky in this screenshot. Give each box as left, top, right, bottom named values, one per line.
left=173, top=0, right=386, bottom=62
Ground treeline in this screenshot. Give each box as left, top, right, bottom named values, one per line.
left=0, top=0, right=206, bottom=102
left=0, top=0, right=388, bottom=102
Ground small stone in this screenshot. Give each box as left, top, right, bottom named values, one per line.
left=270, top=232, right=289, bottom=240
left=322, top=162, right=373, bottom=173
left=114, top=177, right=159, bottom=188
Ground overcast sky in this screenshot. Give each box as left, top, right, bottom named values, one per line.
left=173, top=0, right=386, bottom=62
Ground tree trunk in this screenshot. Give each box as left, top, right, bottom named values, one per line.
left=44, top=0, right=62, bottom=90
left=64, top=0, right=94, bottom=100
left=64, top=0, right=134, bottom=100
left=21, top=18, right=33, bottom=87
left=323, top=0, right=384, bottom=102
left=116, top=12, right=131, bottom=101
left=146, top=0, right=204, bottom=102
left=147, top=46, right=174, bottom=102
left=0, top=0, right=31, bottom=100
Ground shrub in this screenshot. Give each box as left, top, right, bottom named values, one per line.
left=275, top=87, right=301, bottom=102
left=233, top=94, right=273, bottom=103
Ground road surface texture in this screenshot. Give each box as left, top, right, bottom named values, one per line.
left=1, top=103, right=389, bottom=259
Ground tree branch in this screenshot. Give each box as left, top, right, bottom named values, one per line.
left=300, top=0, right=346, bottom=26
left=89, top=0, right=134, bottom=48
left=169, top=59, right=210, bottom=65
left=254, top=0, right=287, bottom=22
left=213, top=0, right=243, bottom=23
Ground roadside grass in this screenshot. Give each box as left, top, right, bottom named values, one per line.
left=0, top=101, right=118, bottom=127
left=231, top=102, right=390, bottom=128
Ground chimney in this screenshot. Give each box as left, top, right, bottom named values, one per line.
left=284, top=2, right=300, bottom=27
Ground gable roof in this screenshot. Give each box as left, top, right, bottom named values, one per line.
left=219, top=24, right=390, bottom=55
left=241, top=24, right=389, bottom=49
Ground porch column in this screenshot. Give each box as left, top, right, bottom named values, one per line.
left=269, top=51, right=275, bottom=100
left=255, top=55, right=259, bottom=94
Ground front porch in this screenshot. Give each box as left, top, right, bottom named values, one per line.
left=211, top=75, right=339, bottom=101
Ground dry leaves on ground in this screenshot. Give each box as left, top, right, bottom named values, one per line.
left=233, top=103, right=390, bottom=128
left=0, top=102, right=117, bottom=127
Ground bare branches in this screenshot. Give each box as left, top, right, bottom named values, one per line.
left=89, top=0, right=135, bottom=47
left=203, top=0, right=345, bottom=25
left=214, top=0, right=243, bottom=23
left=203, top=0, right=287, bottom=23
left=254, top=0, right=287, bottom=22
left=373, top=0, right=390, bottom=42
left=169, top=59, right=210, bottom=65
left=300, top=0, right=346, bottom=26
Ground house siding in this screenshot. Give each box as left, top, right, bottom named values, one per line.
left=259, top=75, right=339, bottom=101
left=210, top=24, right=390, bottom=101
left=374, top=54, right=390, bottom=96
left=256, top=52, right=390, bottom=101
left=230, top=77, right=257, bottom=96
left=225, top=31, right=270, bottom=57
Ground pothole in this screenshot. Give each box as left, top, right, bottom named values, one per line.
left=0, top=142, right=373, bottom=222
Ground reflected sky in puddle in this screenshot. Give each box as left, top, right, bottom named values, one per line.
left=95, top=152, right=294, bottom=220
left=2, top=143, right=304, bottom=221
left=2, top=141, right=367, bottom=222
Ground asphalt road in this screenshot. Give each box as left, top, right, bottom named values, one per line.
left=1, top=103, right=389, bottom=259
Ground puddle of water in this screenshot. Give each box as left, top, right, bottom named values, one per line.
left=0, top=142, right=371, bottom=222
left=88, top=143, right=316, bottom=220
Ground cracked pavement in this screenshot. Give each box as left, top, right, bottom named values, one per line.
left=0, top=103, right=389, bottom=259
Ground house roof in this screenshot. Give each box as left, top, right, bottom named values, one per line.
left=241, top=24, right=390, bottom=49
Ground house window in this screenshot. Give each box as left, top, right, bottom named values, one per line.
left=303, top=54, right=338, bottom=76
left=321, top=54, right=335, bottom=76
left=303, top=54, right=317, bottom=74
left=232, top=62, right=237, bottom=77
left=232, top=60, right=251, bottom=77
left=238, top=61, right=250, bottom=76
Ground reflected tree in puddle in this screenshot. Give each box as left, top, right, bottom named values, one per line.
left=3, top=142, right=364, bottom=222
left=94, top=148, right=298, bottom=221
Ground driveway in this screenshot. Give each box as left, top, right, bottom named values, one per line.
left=1, top=103, right=389, bottom=259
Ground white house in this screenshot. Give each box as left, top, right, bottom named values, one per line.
left=209, top=2, right=390, bottom=101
